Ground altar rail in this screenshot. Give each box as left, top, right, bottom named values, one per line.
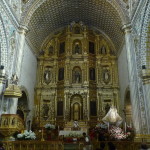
left=2, top=141, right=64, bottom=150
left=80, top=141, right=146, bottom=150
left=1, top=141, right=148, bottom=150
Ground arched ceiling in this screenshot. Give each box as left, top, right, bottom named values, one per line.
left=22, top=0, right=129, bottom=54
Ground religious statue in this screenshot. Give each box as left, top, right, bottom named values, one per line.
left=11, top=74, right=18, bottom=85
left=74, top=43, right=81, bottom=54
left=74, top=70, right=81, bottom=83
left=73, top=120, right=79, bottom=128
left=42, top=104, right=49, bottom=119
left=100, top=45, right=107, bottom=54
left=44, top=69, right=51, bottom=84
left=26, top=114, right=31, bottom=131
left=102, top=106, right=123, bottom=126
left=103, top=69, right=110, bottom=83
left=9, top=30, right=16, bottom=53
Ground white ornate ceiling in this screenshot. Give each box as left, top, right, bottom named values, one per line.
left=22, top=0, right=129, bottom=53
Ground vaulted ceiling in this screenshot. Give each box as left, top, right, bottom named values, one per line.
left=22, top=0, right=129, bottom=54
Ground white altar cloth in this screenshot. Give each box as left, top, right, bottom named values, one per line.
left=59, top=130, right=84, bottom=136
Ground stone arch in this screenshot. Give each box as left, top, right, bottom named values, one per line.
left=20, top=86, right=30, bottom=106
left=17, top=86, right=30, bottom=129
left=17, top=91, right=29, bottom=121
left=21, top=0, right=129, bottom=52
left=21, top=0, right=129, bottom=26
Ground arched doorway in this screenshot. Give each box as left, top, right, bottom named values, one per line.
left=71, top=95, right=83, bottom=121
left=17, top=91, right=28, bottom=121
left=124, top=90, right=132, bottom=126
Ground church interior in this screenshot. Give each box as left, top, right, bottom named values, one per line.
left=0, top=0, right=150, bottom=150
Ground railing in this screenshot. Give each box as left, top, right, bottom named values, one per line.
left=1, top=140, right=147, bottom=150
left=90, top=141, right=142, bottom=150
left=3, top=141, right=64, bottom=150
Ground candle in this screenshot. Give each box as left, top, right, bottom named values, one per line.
left=108, top=122, right=109, bottom=131
left=41, top=128, right=45, bottom=141
left=125, top=122, right=127, bottom=133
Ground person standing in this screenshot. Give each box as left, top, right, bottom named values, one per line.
left=140, top=142, right=150, bottom=150
left=0, top=142, right=5, bottom=150
left=83, top=132, right=92, bottom=150
left=108, top=142, right=116, bottom=150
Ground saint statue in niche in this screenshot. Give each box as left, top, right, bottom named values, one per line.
left=73, top=69, right=81, bottom=83
left=44, top=69, right=51, bottom=84
left=100, top=45, right=107, bottom=54
left=103, top=69, right=110, bottom=83
left=74, top=43, right=81, bottom=54
left=42, top=104, right=49, bottom=119
left=74, top=70, right=81, bottom=83
left=10, top=30, right=16, bottom=54
left=73, top=120, right=79, bottom=128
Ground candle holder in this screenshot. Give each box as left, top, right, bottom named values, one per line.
left=41, top=128, right=45, bottom=141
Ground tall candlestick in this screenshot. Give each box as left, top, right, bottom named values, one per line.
left=125, top=122, right=127, bottom=133
left=108, top=122, right=109, bottom=132
left=41, top=128, right=45, bottom=141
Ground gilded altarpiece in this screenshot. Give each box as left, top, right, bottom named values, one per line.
left=34, top=23, right=119, bottom=128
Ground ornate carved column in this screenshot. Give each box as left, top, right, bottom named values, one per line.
left=0, top=67, right=6, bottom=116
left=15, top=25, right=28, bottom=78
left=122, top=24, right=148, bottom=134
left=0, top=67, right=6, bottom=95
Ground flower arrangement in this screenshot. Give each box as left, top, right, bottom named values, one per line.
left=109, top=126, right=127, bottom=140
left=95, top=123, right=134, bottom=141
left=17, top=130, right=36, bottom=140
left=44, top=123, right=55, bottom=130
